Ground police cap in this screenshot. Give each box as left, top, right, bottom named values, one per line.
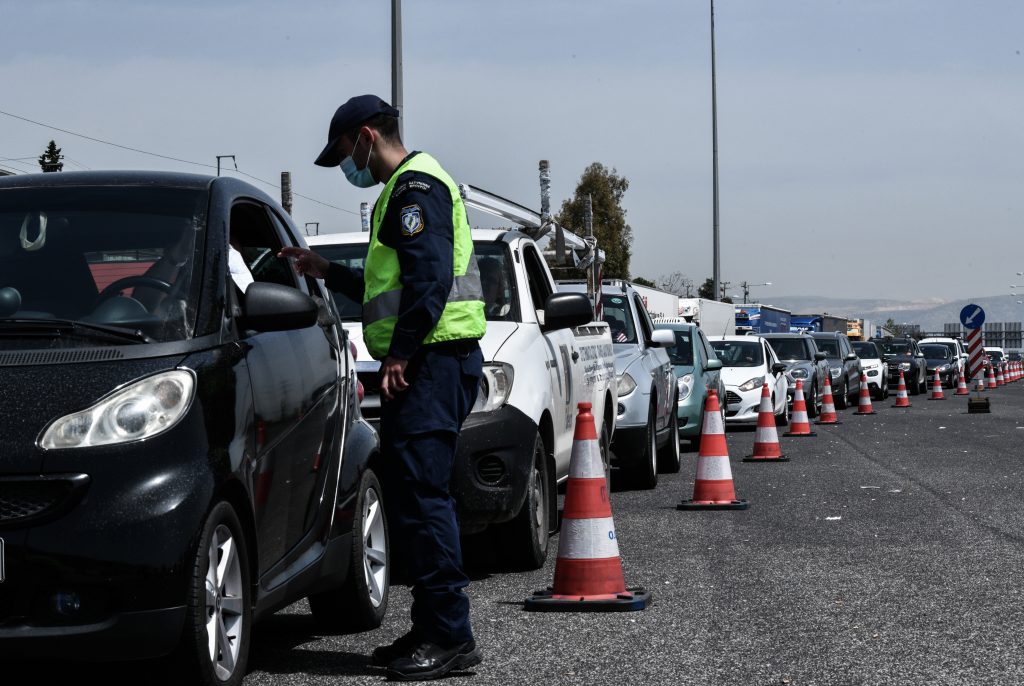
left=314, top=94, right=400, bottom=167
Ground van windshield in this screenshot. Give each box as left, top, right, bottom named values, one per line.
left=0, top=186, right=205, bottom=344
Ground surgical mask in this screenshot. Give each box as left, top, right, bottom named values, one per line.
left=340, top=134, right=376, bottom=188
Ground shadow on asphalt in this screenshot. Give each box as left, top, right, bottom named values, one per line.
left=249, top=613, right=384, bottom=678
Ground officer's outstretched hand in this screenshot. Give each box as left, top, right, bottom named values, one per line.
left=277, top=246, right=331, bottom=279
left=379, top=356, right=409, bottom=401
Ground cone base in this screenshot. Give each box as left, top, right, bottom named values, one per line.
left=524, top=587, right=651, bottom=612
left=853, top=410, right=877, bottom=415
left=928, top=397, right=946, bottom=400
left=954, top=391, right=970, bottom=396
left=783, top=430, right=817, bottom=437
left=891, top=403, right=912, bottom=408
left=677, top=498, right=749, bottom=510
left=815, top=419, right=842, bottom=425
left=743, top=455, right=789, bottom=462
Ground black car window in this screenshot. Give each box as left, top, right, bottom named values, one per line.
left=312, top=242, right=366, bottom=322
left=815, top=338, right=841, bottom=357
left=665, top=329, right=694, bottom=366
left=710, top=340, right=764, bottom=367
left=876, top=340, right=911, bottom=356
left=696, top=329, right=709, bottom=366
left=229, top=202, right=299, bottom=291
left=0, top=186, right=205, bottom=343
left=852, top=342, right=879, bottom=358
left=921, top=344, right=951, bottom=359
left=634, top=293, right=654, bottom=343
left=767, top=338, right=810, bottom=360
left=603, top=294, right=637, bottom=344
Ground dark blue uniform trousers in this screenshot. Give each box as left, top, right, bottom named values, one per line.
left=379, top=343, right=482, bottom=647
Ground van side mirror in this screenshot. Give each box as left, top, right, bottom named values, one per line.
left=542, top=292, right=593, bottom=332
left=242, top=282, right=319, bottom=332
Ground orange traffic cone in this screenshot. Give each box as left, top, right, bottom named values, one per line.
left=975, top=370, right=987, bottom=393
left=783, top=379, right=817, bottom=437
left=954, top=370, right=970, bottom=396
left=854, top=374, right=877, bottom=415
left=678, top=390, right=749, bottom=510
left=525, top=402, right=650, bottom=612
left=987, top=365, right=998, bottom=390
left=815, top=373, right=842, bottom=425
left=744, top=383, right=788, bottom=462
left=929, top=369, right=945, bottom=400
left=997, top=363, right=1006, bottom=387
left=891, top=370, right=912, bottom=408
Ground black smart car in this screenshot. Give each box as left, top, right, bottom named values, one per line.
left=0, top=172, right=385, bottom=685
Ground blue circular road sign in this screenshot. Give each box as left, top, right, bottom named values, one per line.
left=960, top=304, right=985, bottom=329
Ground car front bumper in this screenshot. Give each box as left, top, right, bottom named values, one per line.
left=723, top=386, right=763, bottom=423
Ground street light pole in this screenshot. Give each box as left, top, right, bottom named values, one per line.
left=740, top=280, right=771, bottom=304
left=710, top=0, right=721, bottom=303
left=391, top=0, right=404, bottom=140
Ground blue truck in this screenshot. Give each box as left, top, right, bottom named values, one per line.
left=734, top=303, right=792, bottom=334
left=790, top=313, right=849, bottom=334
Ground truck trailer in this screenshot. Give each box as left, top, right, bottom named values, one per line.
left=735, top=303, right=792, bottom=335
left=790, top=313, right=849, bottom=334
left=677, top=297, right=736, bottom=336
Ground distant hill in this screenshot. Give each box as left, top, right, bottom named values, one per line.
left=762, top=295, right=1024, bottom=333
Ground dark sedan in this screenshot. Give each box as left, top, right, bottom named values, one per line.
left=920, top=343, right=960, bottom=388
left=0, top=172, right=385, bottom=685
left=872, top=337, right=927, bottom=395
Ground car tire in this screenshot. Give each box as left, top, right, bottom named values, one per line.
left=629, top=399, right=659, bottom=490
left=882, top=376, right=890, bottom=399
left=599, top=417, right=612, bottom=484
left=657, top=394, right=681, bottom=474
left=807, top=381, right=819, bottom=419
left=310, top=468, right=390, bottom=631
left=175, top=501, right=252, bottom=686
left=496, top=432, right=551, bottom=571
left=835, top=380, right=848, bottom=409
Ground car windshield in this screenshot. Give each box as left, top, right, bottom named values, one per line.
left=921, top=344, right=950, bottom=359
left=987, top=350, right=1004, bottom=361
left=852, top=342, right=878, bottom=359
left=766, top=338, right=809, bottom=360
left=602, top=294, right=637, bottom=344
left=876, top=341, right=912, bottom=356
left=814, top=338, right=841, bottom=357
left=662, top=328, right=694, bottom=365
left=0, top=186, right=205, bottom=344
left=710, top=340, right=763, bottom=367
left=314, top=240, right=518, bottom=323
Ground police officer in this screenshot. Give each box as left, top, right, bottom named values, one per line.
left=279, top=94, right=485, bottom=681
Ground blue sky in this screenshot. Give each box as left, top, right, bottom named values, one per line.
left=2, top=1, right=1022, bottom=301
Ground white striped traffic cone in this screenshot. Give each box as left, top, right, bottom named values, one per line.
left=854, top=374, right=877, bottom=415
left=891, top=370, right=912, bottom=408
left=744, top=383, right=788, bottom=462
left=815, top=373, right=842, bottom=425
left=783, top=379, right=817, bottom=437
left=988, top=365, right=998, bottom=390
left=678, top=390, right=749, bottom=510
left=997, top=363, right=1006, bottom=387
left=954, top=370, right=970, bottom=396
left=929, top=368, right=945, bottom=400
left=525, top=402, right=650, bottom=611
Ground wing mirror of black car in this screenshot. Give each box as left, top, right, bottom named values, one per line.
left=241, top=282, right=319, bottom=332
left=771, top=362, right=787, bottom=375
left=706, top=358, right=723, bottom=371
left=845, top=352, right=858, bottom=361
left=542, top=292, right=593, bottom=332
left=814, top=351, right=827, bottom=361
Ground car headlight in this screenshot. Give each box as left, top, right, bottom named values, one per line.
left=899, top=362, right=911, bottom=371
left=617, top=373, right=637, bottom=397
left=829, top=367, right=841, bottom=378
left=738, top=376, right=764, bottom=392
left=790, top=368, right=809, bottom=379
left=40, top=369, right=196, bottom=449
left=472, top=363, right=514, bottom=413
left=677, top=374, right=694, bottom=402
left=938, top=364, right=950, bottom=372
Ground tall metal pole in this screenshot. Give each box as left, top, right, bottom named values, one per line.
left=391, top=0, right=404, bottom=140
left=710, top=0, right=721, bottom=302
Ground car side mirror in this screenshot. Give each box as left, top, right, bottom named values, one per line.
left=542, top=292, right=593, bottom=332
left=242, top=282, right=319, bottom=332
left=706, top=359, right=723, bottom=371
left=771, top=362, right=787, bottom=375
left=845, top=352, right=858, bottom=361
left=814, top=352, right=826, bottom=361
left=650, top=329, right=675, bottom=347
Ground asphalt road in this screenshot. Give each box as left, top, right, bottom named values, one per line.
left=14, top=382, right=1024, bottom=685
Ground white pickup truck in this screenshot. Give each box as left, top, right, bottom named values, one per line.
left=307, top=229, right=617, bottom=569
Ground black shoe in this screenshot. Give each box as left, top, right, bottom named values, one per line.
left=372, top=631, right=420, bottom=666
left=385, top=640, right=482, bottom=681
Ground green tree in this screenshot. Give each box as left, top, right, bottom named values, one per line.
left=556, top=162, right=633, bottom=279
left=38, top=140, right=63, bottom=172
left=632, top=276, right=656, bottom=288
left=697, top=278, right=715, bottom=300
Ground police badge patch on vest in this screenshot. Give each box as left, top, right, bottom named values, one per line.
left=400, top=204, right=424, bottom=236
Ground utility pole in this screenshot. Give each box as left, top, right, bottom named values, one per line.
left=280, top=172, right=293, bottom=215
left=391, top=0, right=404, bottom=139
left=216, top=155, right=236, bottom=177
left=710, top=0, right=721, bottom=307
